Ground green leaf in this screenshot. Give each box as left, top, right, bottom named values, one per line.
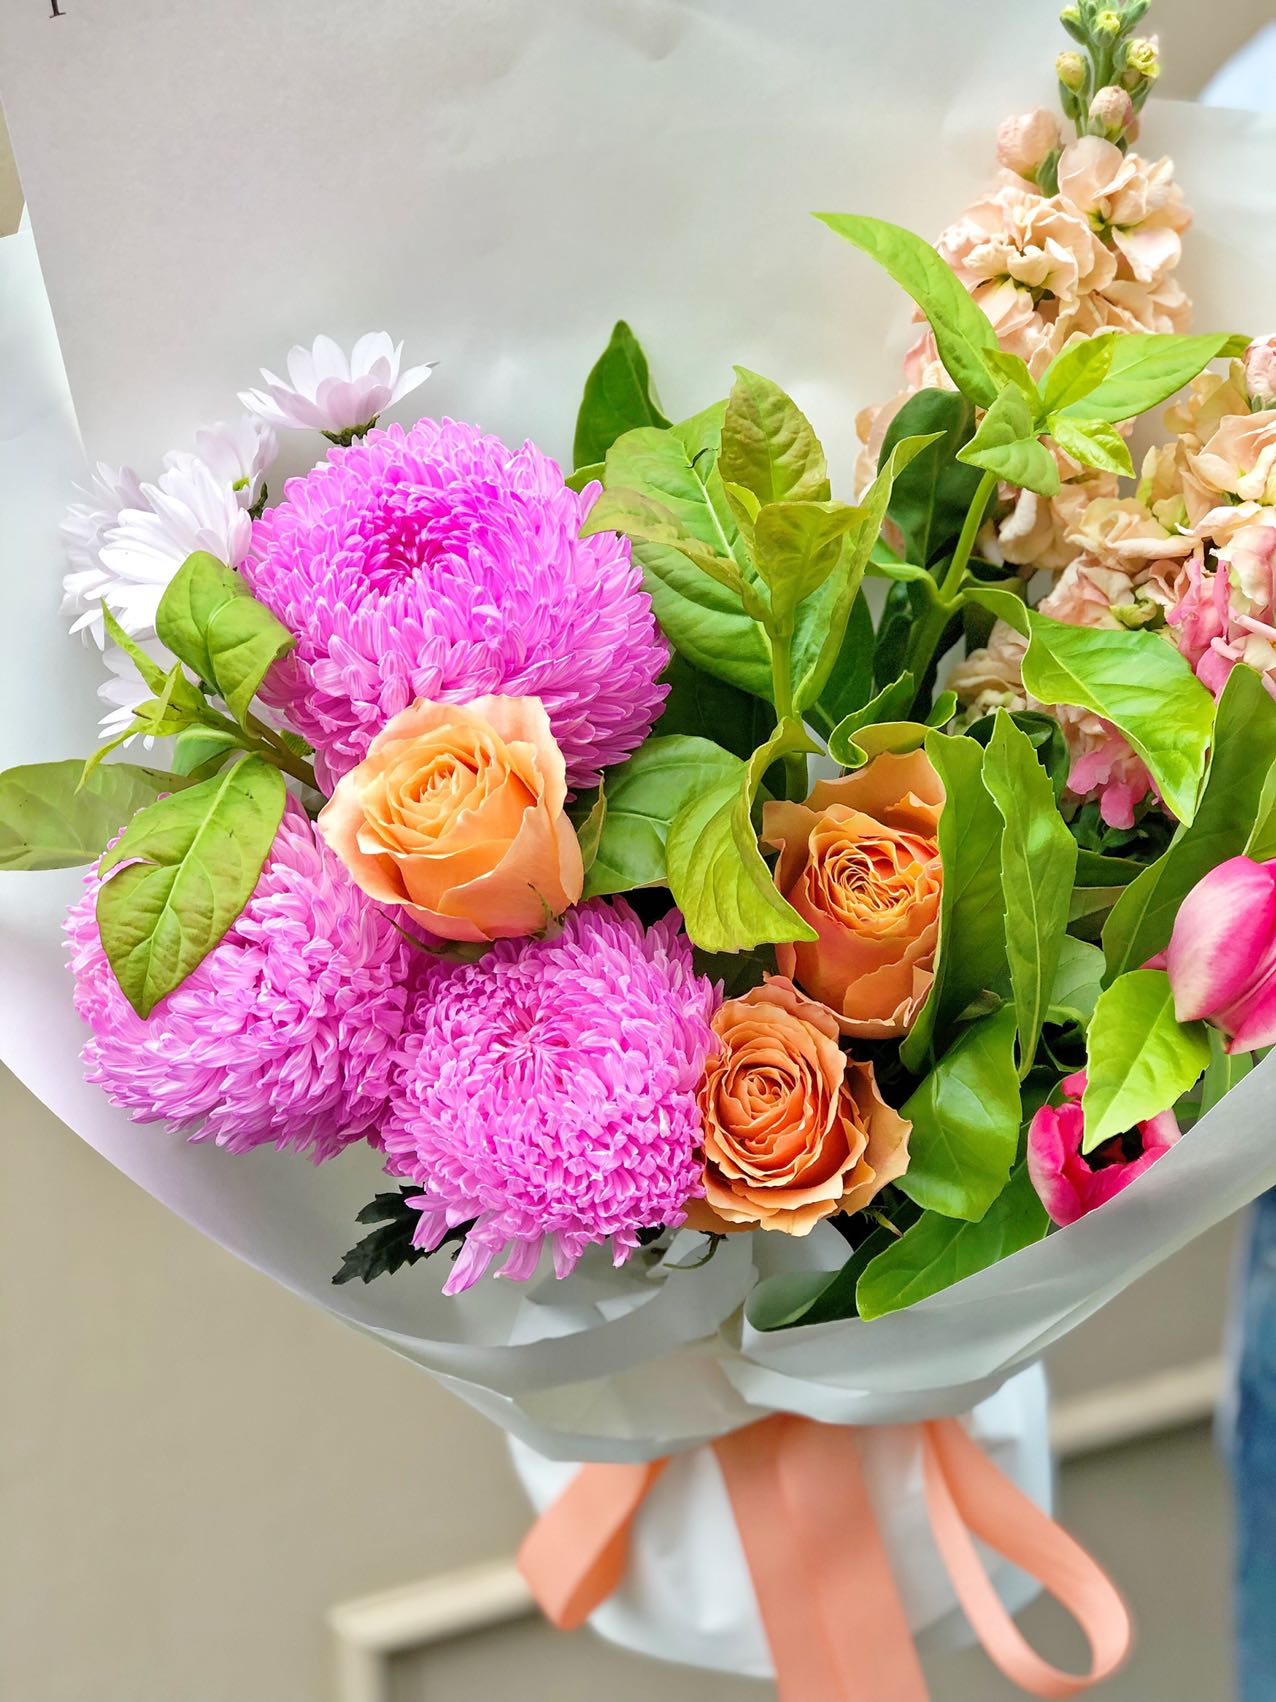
left=745, top=1221, right=907, bottom=1332
left=1199, top=1030, right=1254, bottom=1119
left=753, top=500, right=862, bottom=625
left=719, top=367, right=830, bottom=506
left=570, top=787, right=607, bottom=877
left=856, top=1164, right=1048, bottom=1320
left=1103, top=665, right=1276, bottom=980
left=1245, top=760, right=1276, bottom=861
left=879, top=390, right=981, bottom=567
left=101, top=603, right=169, bottom=695
left=981, top=712, right=1077, bottom=1073
left=332, top=1188, right=474, bottom=1286
left=901, top=732, right=1007, bottom=1070
left=172, top=726, right=243, bottom=777
left=0, top=759, right=178, bottom=871
left=1047, top=414, right=1135, bottom=478
left=156, top=551, right=295, bottom=725
left=1048, top=936, right=1106, bottom=1027
left=1081, top=969, right=1210, bottom=1153
left=827, top=672, right=916, bottom=767
left=565, top=460, right=605, bottom=494
left=1060, top=332, right=1245, bottom=424
left=815, top=213, right=1000, bottom=407
left=792, top=432, right=938, bottom=712
left=655, top=652, right=772, bottom=761
left=583, top=486, right=745, bottom=593
left=665, top=723, right=817, bottom=953
left=957, top=384, right=1060, bottom=496
left=806, top=595, right=876, bottom=738
left=969, top=589, right=1214, bottom=824
left=572, top=320, right=670, bottom=470
left=1039, top=334, right=1116, bottom=415
left=95, top=755, right=286, bottom=1018
left=582, top=735, right=741, bottom=898
left=898, top=1005, right=1021, bottom=1221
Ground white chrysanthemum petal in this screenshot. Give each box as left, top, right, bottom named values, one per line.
left=240, top=334, right=432, bottom=436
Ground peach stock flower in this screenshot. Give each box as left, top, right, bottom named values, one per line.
left=763, top=751, right=944, bottom=1038
left=690, top=979, right=910, bottom=1235
left=1057, top=138, right=1189, bottom=284
left=995, top=109, right=1061, bottom=180
left=317, top=694, right=583, bottom=943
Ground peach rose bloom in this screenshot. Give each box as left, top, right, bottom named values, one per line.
left=689, top=978, right=910, bottom=1235
left=763, top=751, right=944, bottom=1038
left=317, top=694, right=583, bottom=943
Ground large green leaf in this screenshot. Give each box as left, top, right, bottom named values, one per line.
left=1059, top=331, right=1248, bottom=424
left=879, top=389, right=980, bottom=568
left=957, top=385, right=1059, bottom=495
left=1048, top=935, right=1106, bottom=1027
left=815, top=213, right=1000, bottom=407
left=856, top=1163, right=1048, bottom=1320
left=971, top=588, right=1214, bottom=824
left=806, top=594, right=875, bottom=738
left=901, top=732, right=1007, bottom=1070
left=572, top=320, right=670, bottom=470
left=156, top=551, right=295, bottom=724
left=0, top=759, right=178, bottom=871
left=95, top=756, right=286, bottom=1018
left=1046, top=415, right=1134, bottom=478
left=1081, top=969, right=1210, bottom=1153
left=582, top=735, right=741, bottom=898
left=719, top=367, right=830, bottom=506
left=1039, top=334, right=1116, bottom=415
left=753, top=500, right=862, bottom=625
left=898, top=1005, right=1021, bottom=1221
left=665, top=724, right=817, bottom=953
left=981, top=712, right=1077, bottom=1072
left=1104, top=666, right=1276, bottom=981
left=655, top=652, right=772, bottom=760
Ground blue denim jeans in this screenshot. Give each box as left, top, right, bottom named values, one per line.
left=1233, top=1191, right=1276, bottom=1701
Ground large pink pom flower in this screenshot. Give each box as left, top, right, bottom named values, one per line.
left=382, top=899, right=717, bottom=1293
left=65, top=800, right=414, bottom=1158
left=244, top=420, right=668, bottom=792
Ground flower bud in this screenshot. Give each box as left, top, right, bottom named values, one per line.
left=1123, top=35, right=1160, bottom=78
left=1164, top=857, right=1276, bottom=1053
left=1094, top=9, right=1122, bottom=37
left=1059, top=4, right=1086, bottom=41
left=1056, top=50, right=1087, bottom=91
left=1089, top=84, right=1135, bottom=133
left=1243, top=336, right=1276, bottom=409
left=996, top=108, right=1062, bottom=177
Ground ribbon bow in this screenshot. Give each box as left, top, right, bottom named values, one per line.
left=518, top=1413, right=1131, bottom=1702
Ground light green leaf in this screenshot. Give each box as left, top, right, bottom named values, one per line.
left=719, top=367, right=830, bottom=506
left=665, top=723, right=817, bottom=953
left=753, top=500, right=861, bottom=625
left=898, top=1006, right=1021, bottom=1221
left=1103, top=665, right=1276, bottom=980
left=95, top=756, right=286, bottom=1018
left=1048, top=936, right=1106, bottom=1027
left=1081, top=969, right=1210, bottom=1153
left=815, top=213, right=1000, bottom=407
left=856, top=1164, right=1048, bottom=1320
left=1060, top=331, right=1246, bottom=424
left=969, top=588, right=1214, bottom=824
left=1040, top=334, right=1116, bottom=415
left=582, top=735, right=741, bottom=898
left=827, top=672, right=916, bottom=767
left=1199, top=1030, right=1254, bottom=1118
left=584, top=487, right=744, bottom=593
left=981, top=711, right=1077, bottom=1073
left=1246, top=760, right=1276, bottom=861
left=901, top=732, right=1007, bottom=1071
left=565, top=460, right=605, bottom=494
left=156, top=551, right=295, bottom=725
left=1047, top=414, right=1135, bottom=478
left=172, top=726, right=243, bottom=777
left=101, top=603, right=169, bottom=695
left=571, top=787, right=607, bottom=877
left=958, top=384, right=1060, bottom=495
left=0, top=759, right=178, bottom=871
left=572, top=320, right=670, bottom=470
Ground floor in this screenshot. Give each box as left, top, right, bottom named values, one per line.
left=389, top=1423, right=1232, bottom=1701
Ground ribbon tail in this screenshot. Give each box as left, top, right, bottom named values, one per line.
left=516, top=1457, right=665, bottom=1630
left=922, top=1417, right=1132, bottom=1700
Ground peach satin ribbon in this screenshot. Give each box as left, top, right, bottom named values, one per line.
left=517, top=1413, right=1132, bottom=1702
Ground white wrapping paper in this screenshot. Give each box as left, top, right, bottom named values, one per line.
left=5, top=2, right=1276, bottom=1673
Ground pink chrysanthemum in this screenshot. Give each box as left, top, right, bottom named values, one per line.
left=65, top=800, right=414, bottom=1158
left=244, top=419, right=668, bottom=792
left=383, top=899, right=717, bottom=1293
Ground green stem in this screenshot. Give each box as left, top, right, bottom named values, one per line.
left=905, top=468, right=998, bottom=689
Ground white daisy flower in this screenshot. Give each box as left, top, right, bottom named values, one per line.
left=238, top=332, right=432, bottom=438
left=165, top=415, right=277, bottom=511
left=60, top=463, right=148, bottom=643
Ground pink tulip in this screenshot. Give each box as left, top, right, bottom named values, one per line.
left=1164, top=856, right=1276, bottom=1053
left=1027, top=1071, right=1180, bottom=1226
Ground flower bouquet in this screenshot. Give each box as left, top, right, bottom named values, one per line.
left=4, top=0, right=1276, bottom=1694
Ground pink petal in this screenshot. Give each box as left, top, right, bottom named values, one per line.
left=1165, top=857, right=1276, bottom=1022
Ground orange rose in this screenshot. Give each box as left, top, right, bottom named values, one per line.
left=689, top=978, right=909, bottom=1235
left=317, top=694, right=583, bottom=942
left=763, top=750, right=943, bottom=1037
